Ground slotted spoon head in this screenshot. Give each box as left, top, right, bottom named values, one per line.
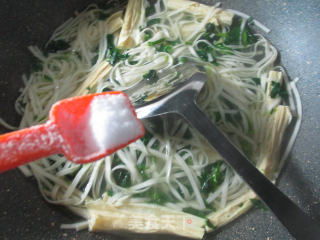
left=131, top=64, right=208, bottom=119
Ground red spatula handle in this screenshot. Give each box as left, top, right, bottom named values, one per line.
left=0, top=121, right=63, bottom=173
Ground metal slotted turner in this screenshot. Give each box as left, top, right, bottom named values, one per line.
left=132, top=66, right=320, bottom=239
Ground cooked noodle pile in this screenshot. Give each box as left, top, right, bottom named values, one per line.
left=9, top=0, right=300, bottom=236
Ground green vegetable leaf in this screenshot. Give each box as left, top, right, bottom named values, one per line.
left=179, top=57, right=186, bottom=63
left=134, top=92, right=149, bottom=105
left=222, top=17, right=258, bottom=46
left=149, top=188, right=168, bottom=205
left=269, top=107, right=276, bottom=115
left=143, top=69, right=159, bottom=84
left=250, top=199, right=268, bottom=211
left=148, top=38, right=166, bottom=46
left=239, top=138, right=252, bottom=158
left=102, top=86, right=112, bottom=92
left=242, top=27, right=248, bottom=47
left=146, top=0, right=165, bottom=17
left=137, top=160, right=149, bottom=180
left=148, top=38, right=179, bottom=53
left=128, top=60, right=138, bottom=65
left=270, top=81, right=281, bottom=98
left=199, top=161, right=226, bottom=194
left=204, top=201, right=216, bottom=211
left=214, top=43, right=234, bottom=55
left=196, top=45, right=216, bottom=64
left=146, top=5, right=156, bottom=17
left=105, top=34, right=129, bottom=65
left=140, top=131, right=153, bottom=145
left=199, top=23, right=220, bottom=44
left=225, top=27, right=241, bottom=45
left=107, top=189, right=114, bottom=196
left=270, top=81, right=288, bottom=99
left=113, top=169, right=131, bottom=188
left=144, top=33, right=152, bottom=41
left=43, top=75, right=53, bottom=82
left=112, top=154, right=131, bottom=188
left=206, top=219, right=216, bottom=230
left=214, top=112, right=222, bottom=123
left=157, top=44, right=173, bottom=53
left=182, top=207, right=207, bottom=218
left=205, top=23, right=216, bottom=33
left=147, top=18, right=161, bottom=26
left=252, top=77, right=261, bottom=85
left=133, top=187, right=170, bottom=205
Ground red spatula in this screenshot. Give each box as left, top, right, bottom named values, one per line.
left=0, top=91, right=145, bottom=173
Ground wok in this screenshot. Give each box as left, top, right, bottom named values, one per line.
left=0, top=0, right=319, bottom=239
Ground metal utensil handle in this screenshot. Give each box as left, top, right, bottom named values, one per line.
left=179, top=101, right=320, bottom=240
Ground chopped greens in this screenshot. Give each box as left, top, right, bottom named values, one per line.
left=113, top=169, right=131, bottom=188
left=106, top=34, right=129, bottom=65
left=179, top=57, right=186, bottom=63
left=196, top=44, right=217, bottom=64
left=129, top=60, right=139, bottom=65
left=206, top=219, right=216, bottom=230
left=107, top=189, right=114, bottom=196
left=252, top=77, right=261, bottom=85
left=149, top=188, right=168, bottom=205
left=134, top=187, right=170, bottom=205
left=144, top=30, right=153, bottom=41
left=214, top=112, right=222, bottom=123
left=270, top=81, right=288, bottom=99
left=205, top=22, right=216, bottom=33
left=250, top=199, right=268, bottom=211
left=147, top=18, right=161, bottom=27
left=143, top=69, right=159, bottom=84
left=43, top=75, right=53, bottom=82
left=220, top=17, right=258, bottom=47
left=112, top=155, right=131, bottom=188
left=102, top=86, right=112, bottom=92
left=146, top=0, right=164, bottom=18
left=148, top=38, right=166, bottom=46
left=214, top=43, right=234, bottom=55
left=182, top=207, right=207, bottom=218
left=134, top=92, right=149, bottom=105
left=146, top=5, right=156, bottom=17
left=148, top=38, right=179, bottom=53
left=239, top=138, right=253, bottom=158
left=199, top=161, right=226, bottom=194
left=140, top=131, right=153, bottom=145
left=200, top=23, right=219, bottom=43
left=137, top=160, right=149, bottom=180
left=269, top=107, right=276, bottom=115
left=146, top=0, right=158, bottom=17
